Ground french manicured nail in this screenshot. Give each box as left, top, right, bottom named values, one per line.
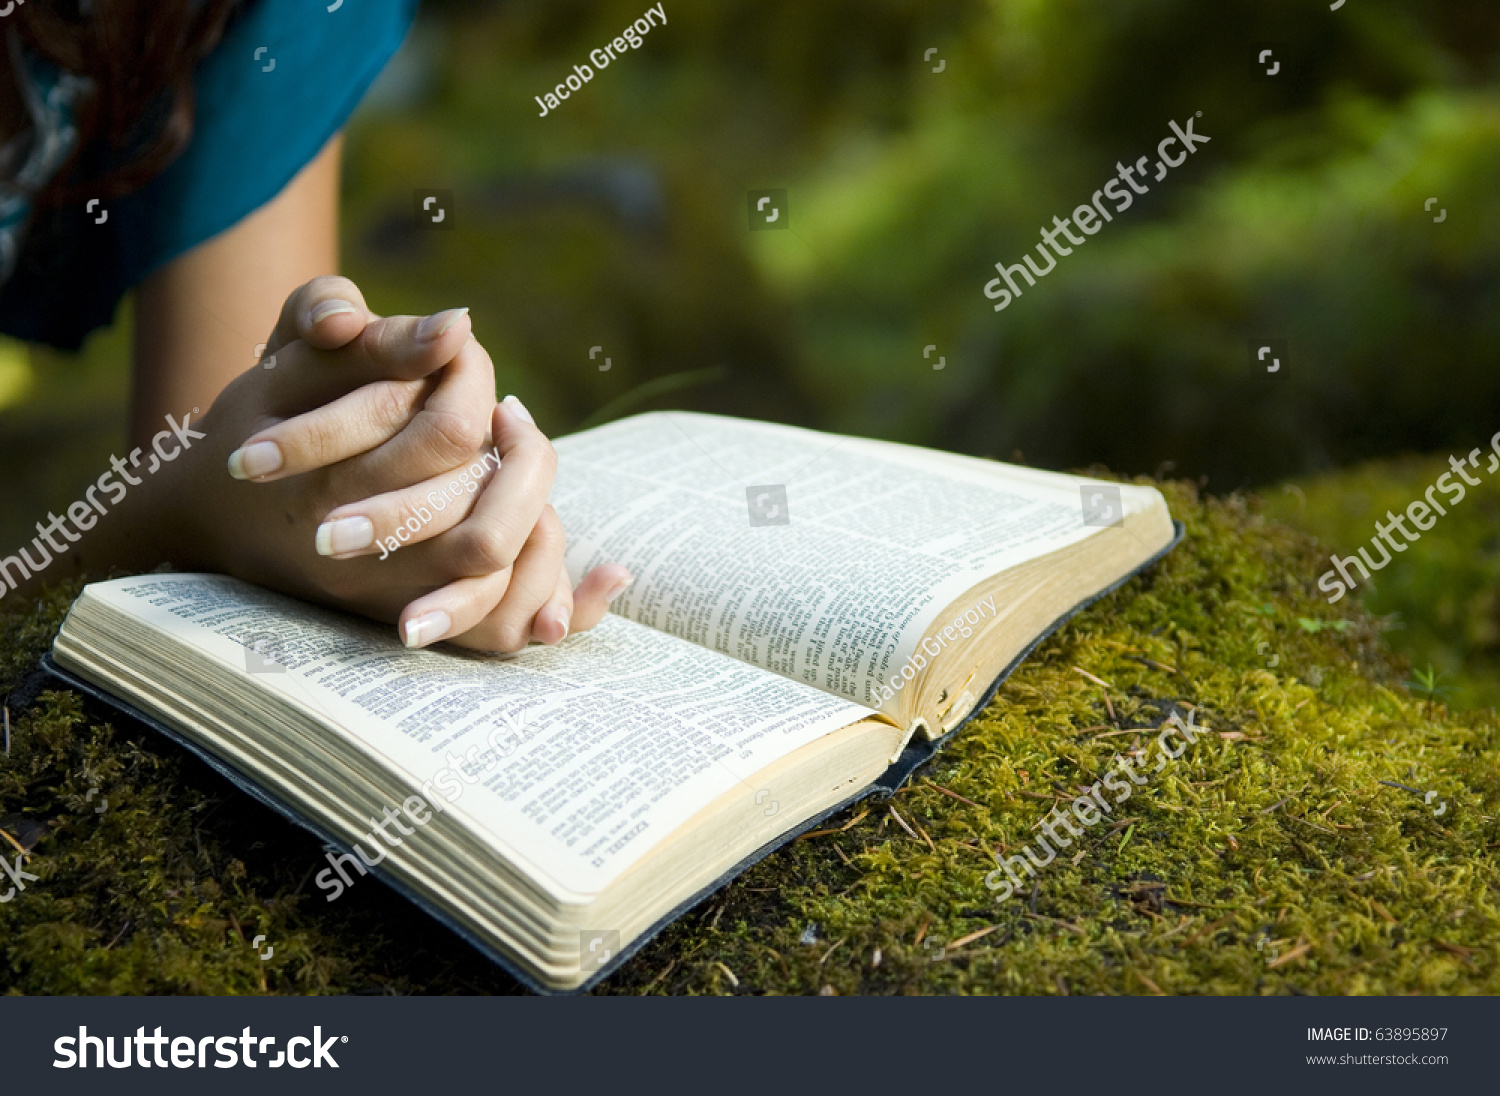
left=555, top=606, right=570, bottom=639
left=307, top=299, right=358, bottom=326
left=403, top=610, right=452, bottom=649
left=502, top=394, right=535, bottom=425
left=605, top=577, right=633, bottom=604
left=416, top=307, right=470, bottom=341
left=227, top=440, right=283, bottom=480
left=315, top=516, right=375, bottom=557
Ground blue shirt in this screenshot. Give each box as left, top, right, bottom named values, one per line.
left=0, top=0, right=418, bottom=351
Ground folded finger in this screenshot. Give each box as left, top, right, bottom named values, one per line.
left=264, top=275, right=374, bottom=357
left=532, top=565, right=575, bottom=646
left=230, top=323, right=497, bottom=484
left=459, top=509, right=570, bottom=652
left=400, top=505, right=567, bottom=652
left=226, top=374, right=435, bottom=482
left=315, top=456, right=496, bottom=558
left=432, top=398, right=557, bottom=578
left=262, top=309, right=473, bottom=411
left=318, top=333, right=498, bottom=487
left=397, top=569, right=510, bottom=651
left=560, top=563, right=633, bottom=637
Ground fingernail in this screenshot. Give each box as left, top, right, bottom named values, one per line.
left=307, top=299, right=358, bottom=326
left=556, top=606, right=571, bottom=638
left=315, top=516, right=375, bottom=556
left=502, top=394, right=535, bottom=425
left=227, top=440, right=283, bottom=480
left=416, top=307, right=470, bottom=341
left=403, top=610, right=452, bottom=649
left=605, top=576, right=633, bottom=604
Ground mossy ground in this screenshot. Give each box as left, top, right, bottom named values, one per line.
left=2, top=475, right=1497, bottom=995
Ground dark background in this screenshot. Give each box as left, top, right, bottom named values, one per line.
left=328, top=0, right=1498, bottom=489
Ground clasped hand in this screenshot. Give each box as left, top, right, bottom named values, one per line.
left=179, top=277, right=628, bottom=651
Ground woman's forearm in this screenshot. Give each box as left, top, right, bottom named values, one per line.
left=1, top=430, right=212, bottom=600
left=129, top=136, right=342, bottom=449
left=0, top=137, right=346, bottom=601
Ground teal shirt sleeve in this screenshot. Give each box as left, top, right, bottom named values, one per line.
left=0, top=0, right=418, bottom=350
left=120, top=0, right=419, bottom=281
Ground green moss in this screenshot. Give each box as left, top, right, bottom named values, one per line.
left=2, top=480, right=1497, bottom=995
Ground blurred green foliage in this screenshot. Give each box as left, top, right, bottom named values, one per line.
left=338, top=0, right=1500, bottom=487
left=7, top=0, right=1498, bottom=523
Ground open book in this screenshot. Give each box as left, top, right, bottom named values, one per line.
left=49, top=412, right=1178, bottom=992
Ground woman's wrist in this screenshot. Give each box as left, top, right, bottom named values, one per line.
left=80, top=430, right=222, bottom=581
left=142, top=428, right=229, bottom=574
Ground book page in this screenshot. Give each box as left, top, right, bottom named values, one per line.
left=78, top=574, right=875, bottom=896
left=552, top=412, right=1166, bottom=713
